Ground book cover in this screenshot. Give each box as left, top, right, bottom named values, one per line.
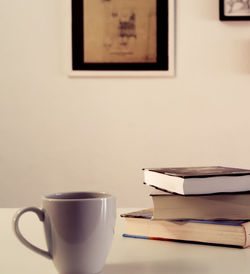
left=121, top=209, right=246, bottom=225
left=143, top=166, right=250, bottom=195
left=145, top=166, right=250, bottom=178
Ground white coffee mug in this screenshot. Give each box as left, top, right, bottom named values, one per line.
left=13, top=192, right=116, bottom=274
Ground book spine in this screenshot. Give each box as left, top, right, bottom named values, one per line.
left=122, top=234, right=170, bottom=241
left=122, top=233, right=247, bottom=248
left=242, top=222, right=250, bottom=248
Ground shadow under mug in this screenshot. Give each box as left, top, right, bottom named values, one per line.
left=13, top=192, right=116, bottom=274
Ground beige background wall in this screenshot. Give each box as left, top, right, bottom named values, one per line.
left=1, top=0, right=250, bottom=208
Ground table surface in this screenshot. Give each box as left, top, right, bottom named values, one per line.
left=2, top=208, right=250, bottom=274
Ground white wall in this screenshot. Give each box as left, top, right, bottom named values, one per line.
left=1, top=0, right=250, bottom=208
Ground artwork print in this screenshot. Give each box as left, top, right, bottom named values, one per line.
left=70, top=0, right=175, bottom=77
left=84, top=0, right=157, bottom=63
left=224, top=0, right=250, bottom=16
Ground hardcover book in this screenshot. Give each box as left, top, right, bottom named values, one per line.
left=121, top=209, right=250, bottom=248
left=143, top=166, right=250, bottom=195
left=150, top=189, right=250, bottom=220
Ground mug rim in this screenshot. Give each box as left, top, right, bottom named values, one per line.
left=43, top=191, right=114, bottom=201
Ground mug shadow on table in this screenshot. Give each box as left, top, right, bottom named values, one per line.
left=103, top=260, right=206, bottom=274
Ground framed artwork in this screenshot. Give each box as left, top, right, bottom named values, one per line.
left=69, top=0, right=175, bottom=77
left=220, top=0, right=250, bottom=20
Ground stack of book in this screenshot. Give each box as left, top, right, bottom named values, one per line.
left=121, top=166, right=250, bottom=248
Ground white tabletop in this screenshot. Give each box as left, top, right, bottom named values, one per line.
left=2, top=208, right=250, bottom=274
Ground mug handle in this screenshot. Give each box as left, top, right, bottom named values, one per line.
left=13, top=207, right=52, bottom=259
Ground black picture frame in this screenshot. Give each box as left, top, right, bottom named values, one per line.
left=70, top=0, right=175, bottom=77
left=220, top=0, right=250, bottom=21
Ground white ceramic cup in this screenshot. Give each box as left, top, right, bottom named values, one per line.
left=13, top=192, right=116, bottom=274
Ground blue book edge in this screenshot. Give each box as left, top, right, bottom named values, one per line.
left=122, top=234, right=149, bottom=239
